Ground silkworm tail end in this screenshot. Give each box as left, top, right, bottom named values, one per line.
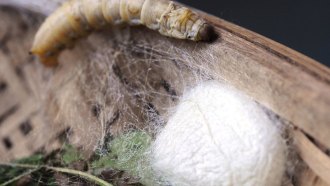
left=39, top=55, right=59, bottom=67
left=30, top=50, right=59, bottom=67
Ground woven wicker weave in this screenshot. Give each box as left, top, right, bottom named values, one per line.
left=0, top=6, right=329, bottom=186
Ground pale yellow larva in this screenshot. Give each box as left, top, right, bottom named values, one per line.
left=31, top=0, right=216, bottom=66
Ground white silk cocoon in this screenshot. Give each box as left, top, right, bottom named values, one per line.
left=151, top=81, right=286, bottom=186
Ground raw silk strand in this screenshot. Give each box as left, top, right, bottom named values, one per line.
left=151, top=81, right=287, bottom=186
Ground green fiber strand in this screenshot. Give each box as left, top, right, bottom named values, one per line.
left=1, top=168, right=40, bottom=186
left=0, top=163, right=113, bottom=186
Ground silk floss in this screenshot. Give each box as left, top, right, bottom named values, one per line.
left=151, top=81, right=287, bottom=186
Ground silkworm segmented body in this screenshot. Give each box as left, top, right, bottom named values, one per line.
left=30, top=0, right=215, bottom=66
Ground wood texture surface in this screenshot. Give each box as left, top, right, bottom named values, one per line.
left=0, top=8, right=66, bottom=162
left=298, top=167, right=330, bottom=186
left=293, top=129, right=330, bottom=185
left=0, top=52, right=65, bottom=161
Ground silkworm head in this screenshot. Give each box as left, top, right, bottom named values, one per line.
left=160, top=4, right=216, bottom=42
left=195, top=23, right=217, bottom=42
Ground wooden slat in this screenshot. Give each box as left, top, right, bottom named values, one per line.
left=10, top=129, right=31, bottom=159
left=0, top=100, right=37, bottom=136
left=0, top=53, right=28, bottom=118
left=293, top=129, right=330, bottom=185
left=0, top=94, right=19, bottom=122
left=298, top=168, right=330, bottom=186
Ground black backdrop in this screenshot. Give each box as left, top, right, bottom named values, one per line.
left=179, top=0, right=330, bottom=67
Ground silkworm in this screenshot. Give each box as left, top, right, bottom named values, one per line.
left=30, top=0, right=215, bottom=66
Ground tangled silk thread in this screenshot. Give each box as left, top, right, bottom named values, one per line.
left=151, top=81, right=287, bottom=186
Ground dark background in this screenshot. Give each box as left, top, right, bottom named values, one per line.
left=179, top=0, right=330, bottom=67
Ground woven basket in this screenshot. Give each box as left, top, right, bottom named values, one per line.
left=0, top=6, right=329, bottom=186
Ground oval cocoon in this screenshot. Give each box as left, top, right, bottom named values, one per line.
left=152, top=81, right=286, bottom=186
